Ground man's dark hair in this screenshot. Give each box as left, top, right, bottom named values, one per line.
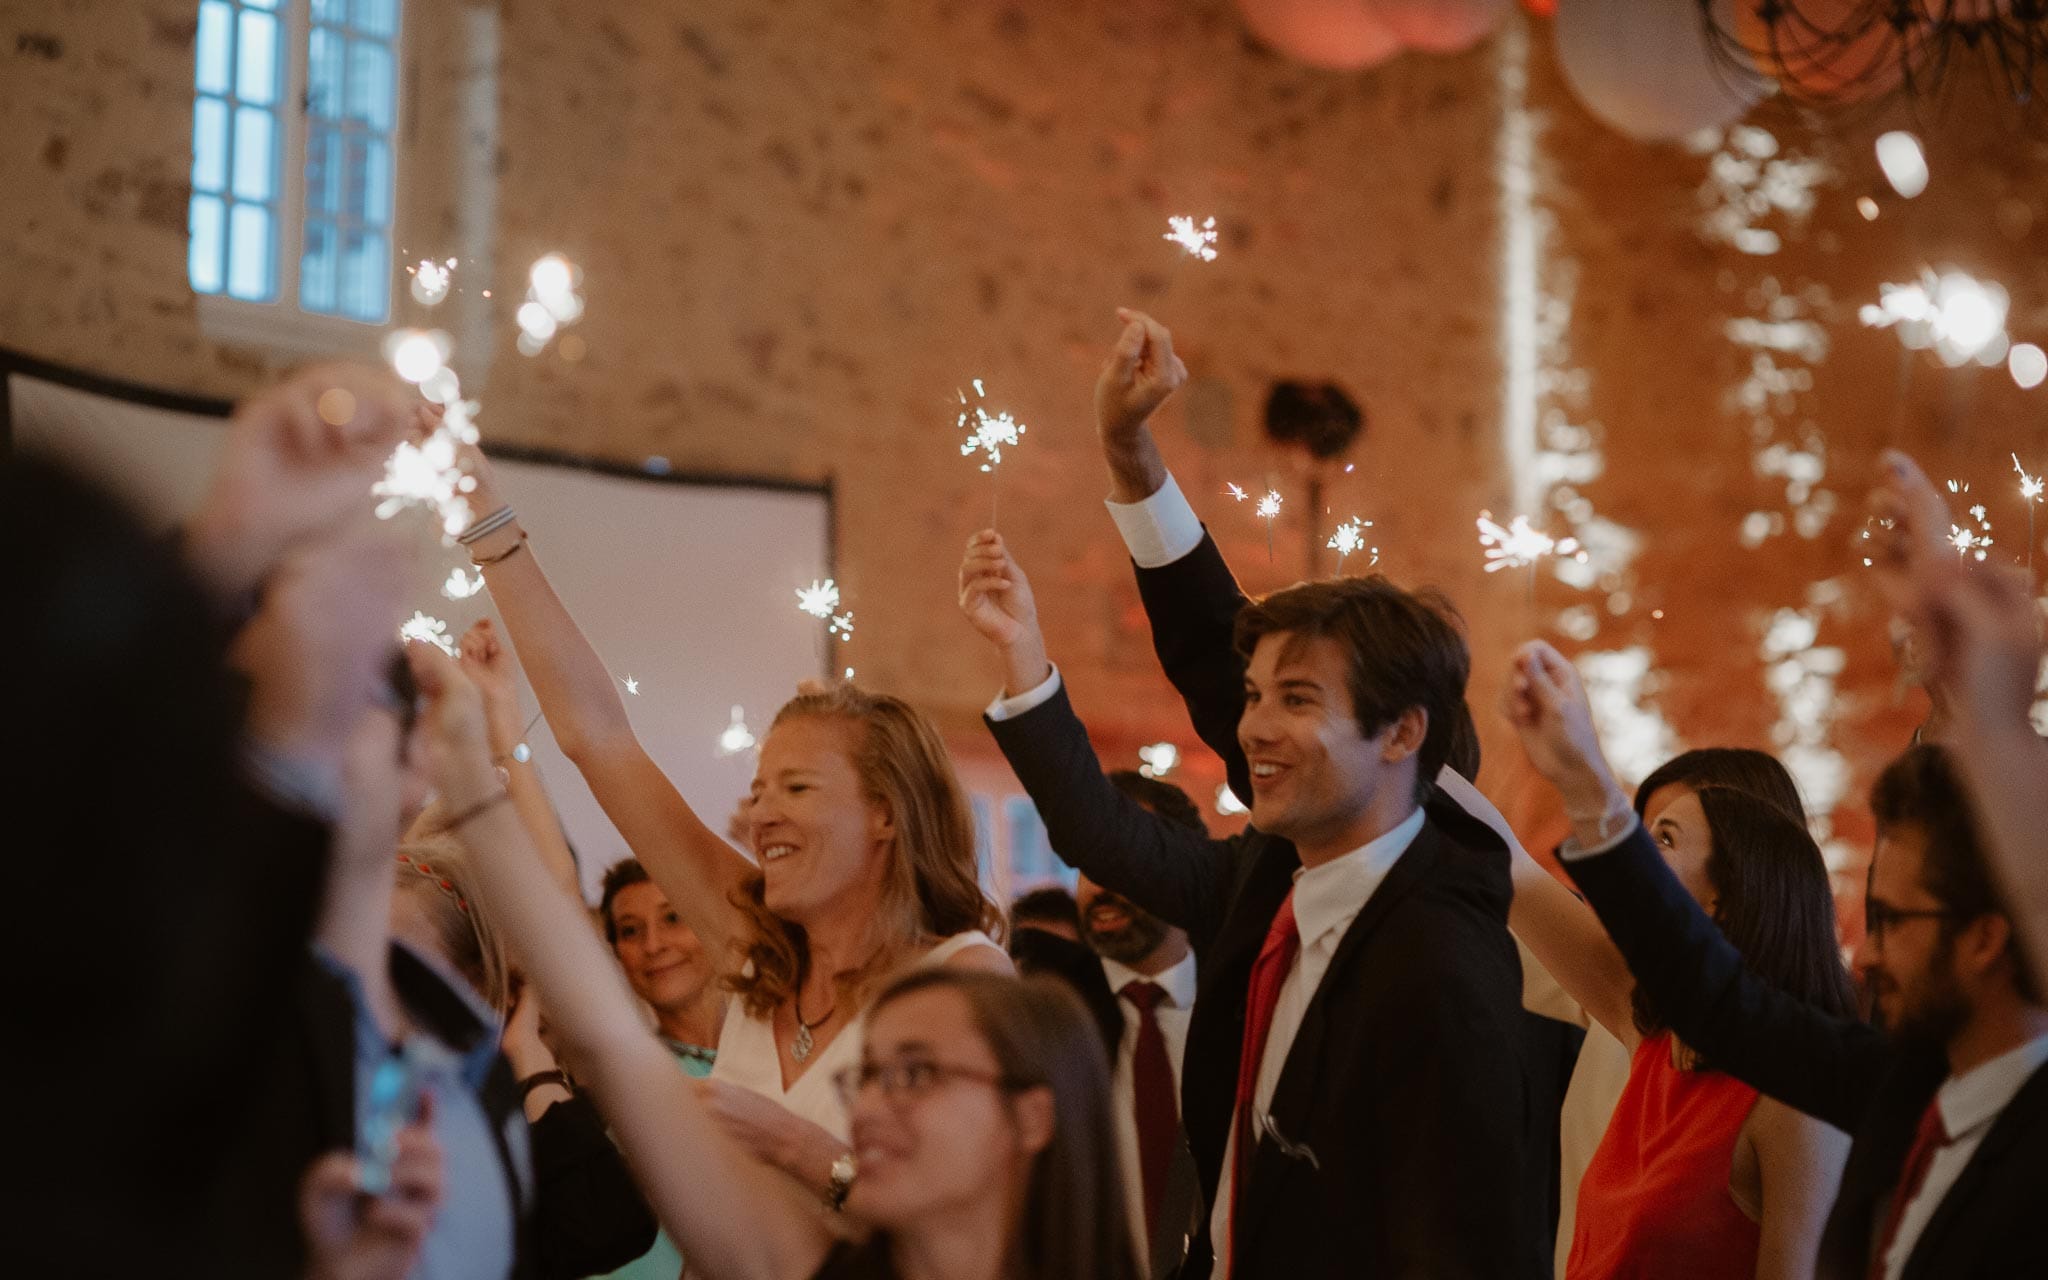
left=1872, top=744, right=2039, bottom=1003
left=598, top=858, right=651, bottom=944
left=1635, top=748, right=1805, bottom=822
left=1107, top=770, right=1205, bottom=834
left=1011, top=885, right=1081, bottom=933
left=1233, top=574, right=1470, bottom=804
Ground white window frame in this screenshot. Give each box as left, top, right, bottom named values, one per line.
left=194, top=0, right=404, bottom=360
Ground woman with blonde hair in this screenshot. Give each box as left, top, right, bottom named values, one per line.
left=454, top=446, right=1008, bottom=1204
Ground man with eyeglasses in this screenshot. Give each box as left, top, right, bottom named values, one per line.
left=1508, top=638, right=2048, bottom=1280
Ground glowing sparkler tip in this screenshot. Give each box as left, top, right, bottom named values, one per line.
left=385, top=329, right=451, bottom=384
left=1163, top=215, right=1219, bottom=262
left=955, top=381, right=1026, bottom=472
left=2015, top=453, right=2044, bottom=502
left=409, top=258, right=452, bottom=306
left=1137, top=742, right=1180, bottom=779
left=1225, top=483, right=1248, bottom=502
left=399, top=611, right=458, bottom=657
left=1255, top=491, right=1282, bottom=520
left=1327, top=516, right=1376, bottom=566
left=441, top=566, right=486, bottom=600
left=717, top=705, right=757, bottom=757
left=622, top=676, right=640, bottom=695
left=1477, top=511, right=1576, bottom=572
left=795, top=579, right=841, bottom=618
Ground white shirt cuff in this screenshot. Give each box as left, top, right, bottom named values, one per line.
left=1105, top=473, right=1204, bottom=569
left=1560, top=815, right=1642, bottom=862
left=986, top=664, right=1062, bottom=722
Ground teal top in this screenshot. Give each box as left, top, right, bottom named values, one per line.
left=594, top=1040, right=716, bottom=1280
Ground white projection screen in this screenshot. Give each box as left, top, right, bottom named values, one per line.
left=6, top=353, right=830, bottom=898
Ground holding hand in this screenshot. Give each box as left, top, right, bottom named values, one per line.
left=189, top=363, right=417, bottom=601
left=457, top=619, right=524, bottom=747
left=959, top=531, right=1054, bottom=698
left=404, top=640, right=497, bottom=813
left=1501, top=641, right=1626, bottom=822
left=299, top=1117, right=443, bottom=1280
left=1094, top=308, right=1188, bottom=446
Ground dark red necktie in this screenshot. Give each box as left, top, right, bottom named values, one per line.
left=1868, top=1097, right=1951, bottom=1279
left=1120, top=980, right=1177, bottom=1246
left=1231, top=889, right=1299, bottom=1270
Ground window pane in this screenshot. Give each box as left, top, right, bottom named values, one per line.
left=360, top=137, right=390, bottom=225
left=191, top=96, right=228, bottom=192
left=227, top=202, right=274, bottom=300
left=300, top=219, right=339, bottom=313
left=345, top=39, right=393, bottom=130
left=243, top=0, right=279, bottom=9
left=188, top=195, right=226, bottom=293
left=230, top=105, right=275, bottom=201
left=235, top=8, right=280, bottom=105
left=307, top=26, right=344, bottom=118
left=311, top=0, right=347, bottom=25
left=353, top=0, right=397, bottom=38
left=338, top=228, right=389, bottom=321
left=304, top=127, right=337, bottom=214
left=195, top=2, right=232, bottom=96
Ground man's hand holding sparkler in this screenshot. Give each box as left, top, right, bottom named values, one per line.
left=958, top=530, right=1052, bottom=697
left=188, top=363, right=416, bottom=604
left=1094, top=308, right=1187, bottom=504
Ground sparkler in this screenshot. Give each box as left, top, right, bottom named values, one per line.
left=517, top=253, right=584, bottom=357
left=795, top=579, right=841, bottom=619
left=1215, top=785, right=1248, bottom=817
left=1163, top=215, right=1219, bottom=262
left=376, top=328, right=480, bottom=538
left=441, top=566, right=486, bottom=600
left=2017, top=453, right=2043, bottom=573
left=957, top=379, right=1027, bottom=524
left=1477, top=510, right=1587, bottom=604
left=408, top=257, right=456, bottom=307
left=1225, top=483, right=1248, bottom=502
left=717, top=706, right=757, bottom=757
left=1256, top=490, right=1282, bottom=561
left=622, top=676, right=640, bottom=696
left=829, top=611, right=855, bottom=642
left=1137, top=742, right=1179, bottom=779
left=1859, top=269, right=2009, bottom=368
left=399, top=611, right=458, bottom=657
left=1327, top=517, right=1377, bottom=574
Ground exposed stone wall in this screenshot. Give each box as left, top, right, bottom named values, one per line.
left=5, top=2, right=2045, bottom=883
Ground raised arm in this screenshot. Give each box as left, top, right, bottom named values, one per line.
left=455, top=445, right=753, bottom=965
left=405, top=643, right=830, bottom=1280
left=959, top=531, right=1232, bottom=946
left=1503, top=639, right=1889, bottom=1132
left=456, top=619, right=581, bottom=901
left=1872, top=450, right=2048, bottom=994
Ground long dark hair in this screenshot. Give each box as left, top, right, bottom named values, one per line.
left=865, top=969, right=1139, bottom=1280
left=1634, top=785, right=1856, bottom=1048
left=1634, top=747, right=1806, bottom=822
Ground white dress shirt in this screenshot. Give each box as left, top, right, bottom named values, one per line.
left=1101, top=950, right=1199, bottom=1265
left=1207, top=807, right=1426, bottom=1275
left=1879, top=1031, right=2048, bottom=1280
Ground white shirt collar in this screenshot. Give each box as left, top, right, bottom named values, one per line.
left=1100, top=948, right=1198, bottom=1010
left=1291, top=806, right=1426, bottom=952
left=1937, top=1031, right=2048, bottom=1141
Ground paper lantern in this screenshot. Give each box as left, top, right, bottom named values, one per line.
left=1369, top=0, right=1512, bottom=54
left=1554, top=0, right=1764, bottom=141
left=1234, top=0, right=1403, bottom=71
left=1735, top=0, right=1907, bottom=102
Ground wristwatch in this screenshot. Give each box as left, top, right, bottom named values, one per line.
left=824, top=1151, right=857, bottom=1211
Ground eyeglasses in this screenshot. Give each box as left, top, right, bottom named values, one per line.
left=1864, top=899, right=1959, bottom=946
left=832, top=1058, right=1024, bottom=1109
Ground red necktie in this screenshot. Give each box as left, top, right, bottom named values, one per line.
left=1231, top=889, right=1299, bottom=1270
left=1868, top=1098, right=1951, bottom=1279
left=1120, top=980, right=1177, bottom=1248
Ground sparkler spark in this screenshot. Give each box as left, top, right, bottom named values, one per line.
left=1225, top=483, right=1248, bottom=502
left=2018, top=454, right=2044, bottom=503
left=1137, top=742, right=1179, bottom=779
left=441, top=567, right=486, bottom=600
left=622, top=676, right=640, bottom=695
left=375, top=329, right=480, bottom=538
left=517, top=253, right=584, bottom=356
left=1859, top=268, right=2010, bottom=367
left=717, top=705, right=757, bottom=757
left=1215, top=785, right=1249, bottom=817
left=829, top=611, right=855, bottom=641
left=956, top=379, right=1027, bottom=474
left=1477, top=511, right=1586, bottom=573
left=1255, top=491, right=1282, bottom=520
left=1163, top=215, right=1219, bottom=262
left=1327, top=516, right=1378, bottom=571
left=408, top=257, right=455, bottom=307
left=399, top=611, right=458, bottom=657
left=795, top=579, right=841, bottom=619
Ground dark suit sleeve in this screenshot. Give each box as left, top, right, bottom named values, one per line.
left=987, top=682, right=1234, bottom=951
left=1131, top=532, right=1257, bottom=807
left=1566, top=824, right=1891, bottom=1131
left=527, top=1094, right=659, bottom=1280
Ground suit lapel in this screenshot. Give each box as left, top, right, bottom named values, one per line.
left=1898, top=1060, right=2048, bottom=1280
left=1231, top=824, right=1443, bottom=1261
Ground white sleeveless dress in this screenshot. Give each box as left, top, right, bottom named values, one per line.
left=709, top=930, right=1000, bottom=1139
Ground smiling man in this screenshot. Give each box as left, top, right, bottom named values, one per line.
left=961, top=522, right=1539, bottom=1278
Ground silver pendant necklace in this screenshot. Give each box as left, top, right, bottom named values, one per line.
left=791, top=988, right=835, bottom=1063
